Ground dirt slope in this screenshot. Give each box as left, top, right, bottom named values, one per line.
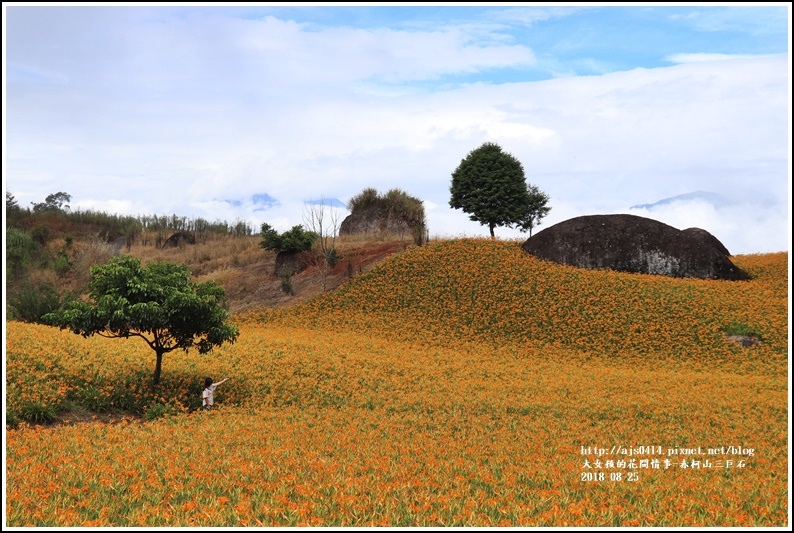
left=197, top=240, right=409, bottom=314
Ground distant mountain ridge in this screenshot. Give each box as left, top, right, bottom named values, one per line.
left=222, top=194, right=346, bottom=211
left=631, top=191, right=731, bottom=210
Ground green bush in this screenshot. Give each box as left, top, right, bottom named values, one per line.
left=347, top=187, right=380, bottom=211
left=8, top=282, right=72, bottom=324
left=53, top=251, right=72, bottom=277
left=260, top=223, right=318, bottom=253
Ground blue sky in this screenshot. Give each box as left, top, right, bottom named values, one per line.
left=3, top=3, right=791, bottom=253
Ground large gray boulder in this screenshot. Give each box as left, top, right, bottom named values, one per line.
left=521, top=214, right=749, bottom=281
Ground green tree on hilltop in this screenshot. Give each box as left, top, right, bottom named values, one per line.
left=32, top=191, right=72, bottom=213
left=517, top=184, right=551, bottom=238
left=449, top=142, right=550, bottom=238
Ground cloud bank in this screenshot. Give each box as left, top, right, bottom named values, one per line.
left=5, top=6, right=790, bottom=255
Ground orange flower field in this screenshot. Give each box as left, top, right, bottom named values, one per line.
left=5, top=239, right=789, bottom=526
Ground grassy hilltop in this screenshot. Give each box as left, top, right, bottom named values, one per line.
left=262, top=239, right=787, bottom=364
left=5, top=238, right=789, bottom=527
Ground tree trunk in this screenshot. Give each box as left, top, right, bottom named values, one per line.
left=489, top=223, right=495, bottom=239
left=153, top=349, right=164, bottom=386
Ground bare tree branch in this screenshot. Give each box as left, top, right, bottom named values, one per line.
left=303, top=197, right=343, bottom=291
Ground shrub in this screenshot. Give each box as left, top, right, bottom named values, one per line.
left=53, top=251, right=72, bottom=277
left=260, top=223, right=318, bottom=253
left=8, top=282, right=73, bottom=324
left=347, top=187, right=380, bottom=211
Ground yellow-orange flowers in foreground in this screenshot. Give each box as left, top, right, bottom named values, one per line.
left=6, top=239, right=788, bottom=526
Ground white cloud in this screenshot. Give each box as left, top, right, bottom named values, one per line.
left=198, top=15, right=537, bottom=85
left=487, top=6, right=584, bottom=27
left=5, top=10, right=789, bottom=255
left=665, top=53, right=768, bottom=64
left=628, top=199, right=790, bottom=255
left=670, top=6, right=789, bottom=36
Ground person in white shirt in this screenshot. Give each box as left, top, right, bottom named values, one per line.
left=202, top=377, right=229, bottom=410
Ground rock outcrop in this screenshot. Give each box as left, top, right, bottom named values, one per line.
left=339, top=204, right=410, bottom=237
left=162, top=231, right=196, bottom=248
left=275, top=250, right=314, bottom=277
left=521, top=214, right=749, bottom=280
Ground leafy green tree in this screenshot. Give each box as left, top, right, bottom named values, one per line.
left=449, top=142, right=549, bottom=238
left=32, top=191, right=72, bottom=213
left=259, top=223, right=318, bottom=254
left=516, top=184, right=551, bottom=237
left=44, top=255, right=239, bottom=386
left=6, top=191, right=26, bottom=226
left=6, top=191, right=19, bottom=211
left=259, top=223, right=280, bottom=250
